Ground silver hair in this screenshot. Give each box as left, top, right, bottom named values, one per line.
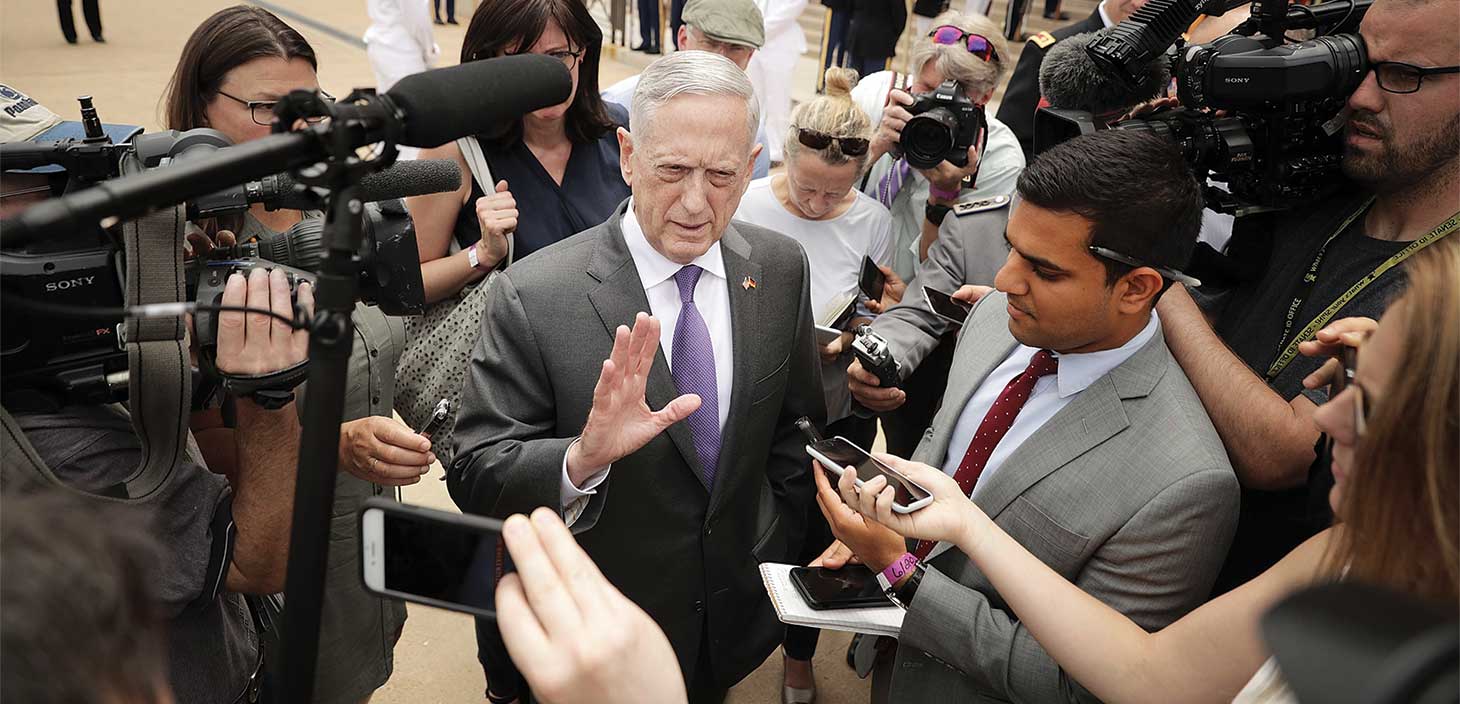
left=630, top=51, right=761, bottom=150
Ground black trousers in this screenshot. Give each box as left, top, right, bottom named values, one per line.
left=434, top=0, right=455, bottom=21
left=56, top=0, right=102, bottom=42
left=638, top=0, right=660, bottom=49
left=670, top=0, right=687, bottom=49
left=783, top=413, right=878, bottom=661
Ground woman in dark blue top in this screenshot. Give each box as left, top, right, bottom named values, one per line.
left=407, top=0, right=631, bottom=303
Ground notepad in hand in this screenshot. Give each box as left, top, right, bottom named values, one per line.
left=759, top=562, right=904, bottom=638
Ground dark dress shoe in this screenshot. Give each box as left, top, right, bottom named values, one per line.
left=446, top=18, right=459, bottom=24
left=1042, top=10, right=1070, bottom=19
left=92, top=35, right=105, bottom=42
left=433, top=17, right=444, bottom=24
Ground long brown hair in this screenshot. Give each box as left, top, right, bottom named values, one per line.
left=161, top=5, right=317, bottom=131
left=460, top=0, right=618, bottom=148
left=1327, top=238, right=1460, bottom=605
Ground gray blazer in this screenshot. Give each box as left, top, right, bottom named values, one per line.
left=872, top=198, right=1013, bottom=377
left=448, top=200, right=826, bottom=688
left=880, top=291, right=1240, bottom=703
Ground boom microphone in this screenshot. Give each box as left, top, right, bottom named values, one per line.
left=386, top=53, right=573, bottom=148
left=192, top=158, right=463, bottom=216
left=1040, top=29, right=1171, bottom=119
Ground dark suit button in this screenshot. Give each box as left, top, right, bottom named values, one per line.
left=703, top=525, right=712, bottom=536
left=694, top=600, right=704, bottom=614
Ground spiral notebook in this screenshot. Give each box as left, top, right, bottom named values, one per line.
left=759, top=563, right=905, bottom=638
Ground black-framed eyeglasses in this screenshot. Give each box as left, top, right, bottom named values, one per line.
left=1087, top=246, right=1202, bottom=288
left=216, top=89, right=335, bottom=126
left=1370, top=61, right=1460, bottom=94
left=795, top=127, right=870, bottom=156
left=1328, top=345, right=1371, bottom=436
left=508, top=48, right=583, bottom=71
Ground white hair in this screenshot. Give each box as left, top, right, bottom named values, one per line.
left=630, top=51, right=760, bottom=151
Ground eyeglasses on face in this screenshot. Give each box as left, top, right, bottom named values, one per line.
left=795, top=127, right=870, bottom=156
left=928, top=25, right=999, bottom=62
left=1370, top=61, right=1460, bottom=94
left=1328, top=345, right=1371, bottom=436
left=507, top=48, right=583, bottom=71
left=1087, top=246, right=1202, bottom=288
left=216, top=89, right=335, bottom=126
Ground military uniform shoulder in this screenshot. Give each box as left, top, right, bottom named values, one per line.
left=952, top=194, right=1012, bottom=217
left=1027, top=31, right=1057, bottom=49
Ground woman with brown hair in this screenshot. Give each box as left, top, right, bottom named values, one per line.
left=407, top=0, right=630, bottom=304
left=163, top=7, right=426, bottom=703
left=824, top=238, right=1460, bottom=702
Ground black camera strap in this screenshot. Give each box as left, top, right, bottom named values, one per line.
left=1266, top=199, right=1460, bottom=381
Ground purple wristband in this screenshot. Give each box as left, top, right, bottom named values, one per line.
left=881, top=552, right=919, bottom=585
left=928, top=184, right=961, bottom=201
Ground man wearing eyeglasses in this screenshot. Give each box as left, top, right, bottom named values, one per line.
left=816, top=129, right=1237, bottom=703
left=1155, top=0, right=1460, bottom=594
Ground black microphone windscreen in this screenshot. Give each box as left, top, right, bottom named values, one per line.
left=263, top=159, right=462, bottom=210
left=386, top=54, right=574, bottom=148
left=1040, top=30, right=1171, bottom=117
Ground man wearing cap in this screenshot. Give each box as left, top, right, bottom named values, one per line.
left=602, top=0, right=772, bottom=179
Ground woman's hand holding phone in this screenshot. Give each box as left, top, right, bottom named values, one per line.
left=837, top=454, right=990, bottom=552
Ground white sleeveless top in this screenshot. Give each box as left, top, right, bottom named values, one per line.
left=1231, top=658, right=1297, bottom=704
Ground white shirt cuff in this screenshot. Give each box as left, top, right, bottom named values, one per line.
left=560, top=438, right=610, bottom=526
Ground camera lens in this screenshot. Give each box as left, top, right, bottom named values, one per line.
left=902, top=107, right=958, bottom=170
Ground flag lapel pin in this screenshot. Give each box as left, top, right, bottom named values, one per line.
left=742, top=275, right=757, bottom=290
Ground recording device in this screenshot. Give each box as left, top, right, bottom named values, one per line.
left=417, top=398, right=451, bottom=440
left=1039, top=0, right=1372, bottom=212
left=1038, top=28, right=1172, bottom=124
left=359, top=498, right=504, bottom=619
left=805, top=436, right=933, bottom=512
left=899, top=80, right=987, bottom=170
left=189, top=157, right=462, bottom=218
left=790, top=565, right=895, bottom=610
left=859, top=256, right=886, bottom=302
left=850, top=324, right=901, bottom=390
left=922, top=286, right=972, bottom=326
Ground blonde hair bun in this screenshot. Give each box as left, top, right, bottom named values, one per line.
left=822, top=68, right=860, bottom=99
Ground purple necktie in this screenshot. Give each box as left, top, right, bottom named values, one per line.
left=671, top=265, right=721, bottom=489
left=876, top=158, right=911, bottom=208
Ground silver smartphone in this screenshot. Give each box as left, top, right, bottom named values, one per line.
left=805, top=436, right=934, bottom=513
left=359, top=498, right=504, bottom=619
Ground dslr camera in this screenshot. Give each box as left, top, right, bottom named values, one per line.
left=899, top=80, right=987, bottom=170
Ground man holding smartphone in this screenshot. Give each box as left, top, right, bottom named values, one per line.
left=816, top=131, right=1239, bottom=703
left=449, top=52, right=824, bottom=704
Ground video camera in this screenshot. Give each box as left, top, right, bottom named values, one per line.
left=0, top=98, right=427, bottom=407
left=898, top=80, right=988, bottom=170
left=1036, top=0, right=1371, bottom=212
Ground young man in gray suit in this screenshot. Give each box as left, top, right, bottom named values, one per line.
left=448, top=51, right=824, bottom=704
left=815, top=131, right=1240, bottom=702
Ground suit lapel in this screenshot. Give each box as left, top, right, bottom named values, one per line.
left=918, top=293, right=1019, bottom=466
left=585, top=204, right=707, bottom=491
left=707, top=225, right=760, bottom=518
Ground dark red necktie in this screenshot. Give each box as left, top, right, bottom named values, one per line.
left=913, top=349, right=1059, bottom=559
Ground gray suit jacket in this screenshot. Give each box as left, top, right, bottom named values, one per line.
left=872, top=199, right=1013, bottom=377
left=881, top=292, right=1239, bottom=703
left=448, top=200, right=826, bottom=688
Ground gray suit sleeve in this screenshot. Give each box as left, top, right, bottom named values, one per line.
left=899, top=468, right=1240, bottom=702
left=446, top=273, right=605, bottom=531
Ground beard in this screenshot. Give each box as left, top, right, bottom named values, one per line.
left=1343, top=109, right=1460, bottom=193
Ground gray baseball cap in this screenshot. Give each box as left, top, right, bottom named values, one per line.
left=682, top=0, right=765, bottom=49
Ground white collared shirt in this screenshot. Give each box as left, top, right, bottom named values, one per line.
left=940, top=312, right=1161, bottom=498
left=560, top=200, right=736, bottom=517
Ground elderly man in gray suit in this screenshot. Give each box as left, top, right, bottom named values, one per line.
left=813, top=131, right=1240, bottom=703
left=448, top=50, right=824, bottom=704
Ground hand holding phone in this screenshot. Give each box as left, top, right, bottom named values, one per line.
left=805, top=436, right=933, bottom=513
left=859, top=256, right=887, bottom=302
left=923, top=285, right=972, bottom=326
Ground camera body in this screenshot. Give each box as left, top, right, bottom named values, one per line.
left=900, top=80, right=987, bottom=170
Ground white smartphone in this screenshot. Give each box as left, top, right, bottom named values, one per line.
left=815, top=324, right=844, bottom=347
left=359, top=498, right=505, bottom=619
left=805, top=436, right=934, bottom=513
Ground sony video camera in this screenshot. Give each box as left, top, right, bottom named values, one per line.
left=1038, top=0, right=1370, bottom=212
left=899, top=80, right=988, bottom=170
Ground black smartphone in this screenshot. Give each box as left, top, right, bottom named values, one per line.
left=790, top=565, right=894, bottom=610
left=805, top=437, right=933, bottom=512
left=359, top=498, right=504, bottom=619
left=923, top=285, right=972, bottom=326
left=417, top=398, right=451, bottom=440
left=859, top=256, right=886, bottom=302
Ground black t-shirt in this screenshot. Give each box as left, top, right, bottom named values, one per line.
left=15, top=405, right=259, bottom=704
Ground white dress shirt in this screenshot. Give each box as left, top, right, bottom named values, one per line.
left=560, top=200, right=736, bottom=520
left=940, top=313, right=1161, bottom=498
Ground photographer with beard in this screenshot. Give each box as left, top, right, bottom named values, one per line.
left=1155, top=0, right=1460, bottom=590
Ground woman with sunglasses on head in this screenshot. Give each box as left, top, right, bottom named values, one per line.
left=406, top=0, right=629, bottom=305
left=733, top=67, right=894, bottom=704
left=826, top=238, right=1460, bottom=703
left=163, top=8, right=426, bottom=703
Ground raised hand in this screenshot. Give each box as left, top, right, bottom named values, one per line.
left=835, top=453, right=985, bottom=549
left=565, top=312, right=701, bottom=484
left=474, top=179, right=516, bottom=270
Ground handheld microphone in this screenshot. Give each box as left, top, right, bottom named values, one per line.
left=1040, top=30, right=1171, bottom=119
left=189, top=159, right=463, bottom=217
left=1, top=54, right=571, bottom=247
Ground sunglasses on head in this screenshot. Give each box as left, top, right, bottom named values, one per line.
left=928, top=26, right=999, bottom=62
left=795, top=127, right=870, bottom=156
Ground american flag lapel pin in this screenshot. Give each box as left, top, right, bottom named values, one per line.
left=742, top=275, right=757, bottom=290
